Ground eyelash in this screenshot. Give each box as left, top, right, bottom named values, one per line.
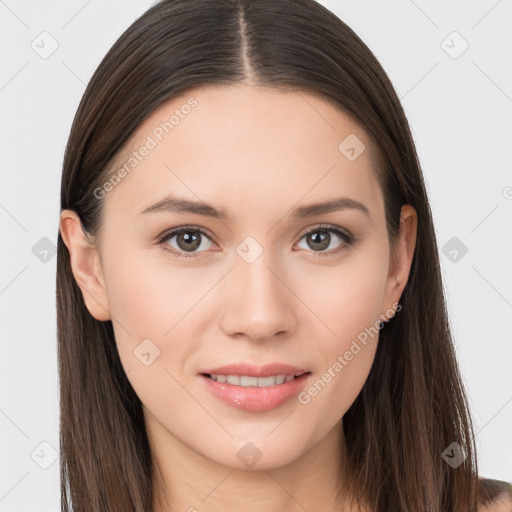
left=157, top=224, right=355, bottom=260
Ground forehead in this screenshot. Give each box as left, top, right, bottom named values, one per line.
left=103, top=84, right=383, bottom=221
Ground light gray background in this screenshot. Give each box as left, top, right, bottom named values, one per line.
left=1, top=0, right=511, bottom=510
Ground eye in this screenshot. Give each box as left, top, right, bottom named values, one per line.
left=296, top=224, right=354, bottom=257
left=157, top=224, right=355, bottom=259
left=158, top=226, right=216, bottom=259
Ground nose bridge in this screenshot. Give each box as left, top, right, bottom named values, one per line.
left=219, top=239, right=294, bottom=340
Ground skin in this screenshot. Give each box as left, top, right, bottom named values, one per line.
left=479, top=497, right=512, bottom=512
left=60, top=83, right=417, bottom=512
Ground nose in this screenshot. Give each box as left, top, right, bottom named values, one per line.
left=218, top=251, right=297, bottom=343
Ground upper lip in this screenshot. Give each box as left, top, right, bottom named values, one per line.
left=200, top=363, right=309, bottom=378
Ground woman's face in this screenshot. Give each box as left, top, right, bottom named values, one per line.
left=64, top=83, right=415, bottom=470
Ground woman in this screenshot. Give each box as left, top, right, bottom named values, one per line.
left=56, top=0, right=511, bottom=510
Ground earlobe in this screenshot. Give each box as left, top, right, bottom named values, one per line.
left=59, top=210, right=111, bottom=321
left=380, top=204, right=418, bottom=321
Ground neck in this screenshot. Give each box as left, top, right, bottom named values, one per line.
left=147, top=413, right=361, bottom=512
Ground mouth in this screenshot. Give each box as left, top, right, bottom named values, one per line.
left=198, top=368, right=312, bottom=412
left=200, top=372, right=309, bottom=387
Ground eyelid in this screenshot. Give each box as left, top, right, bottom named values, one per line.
left=297, top=223, right=353, bottom=241
left=156, top=225, right=217, bottom=244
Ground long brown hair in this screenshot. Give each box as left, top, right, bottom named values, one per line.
left=57, top=0, right=481, bottom=510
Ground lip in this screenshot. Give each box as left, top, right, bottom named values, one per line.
left=199, top=363, right=308, bottom=378
left=198, top=363, right=311, bottom=412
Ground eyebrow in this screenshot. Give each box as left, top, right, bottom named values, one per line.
left=140, top=195, right=371, bottom=222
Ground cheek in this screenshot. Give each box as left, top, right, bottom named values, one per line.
left=101, top=247, right=181, bottom=369
left=298, top=301, right=380, bottom=427
left=297, top=252, right=387, bottom=416
left=104, top=244, right=202, bottom=337
left=102, top=246, right=216, bottom=396
left=304, top=248, right=389, bottom=342
left=104, top=259, right=196, bottom=419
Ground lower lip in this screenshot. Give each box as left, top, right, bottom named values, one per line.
left=199, top=373, right=311, bottom=412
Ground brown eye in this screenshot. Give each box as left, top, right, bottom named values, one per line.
left=296, top=225, right=353, bottom=257
left=174, top=231, right=202, bottom=252
left=159, top=227, right=214, bottom=258
left=305, top=230, right=331, bottom=251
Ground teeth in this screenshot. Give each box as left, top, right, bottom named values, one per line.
left=209, top=374, right=295, bottom=387
left=226, top=375, right=241, bottom=385
left=240, top=376, right=258, bottom=386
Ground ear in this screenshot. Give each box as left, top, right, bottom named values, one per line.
left=59, top=210, right=111, bottom=321
left=380, top=204, right=417, bottom=321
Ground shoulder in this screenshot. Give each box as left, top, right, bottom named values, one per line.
left=478, top=477, right=512, bottom=512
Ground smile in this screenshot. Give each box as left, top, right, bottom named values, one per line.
left=199, top=371, right=312, bottom=412
left=207, top=374, right=301, bottom=386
